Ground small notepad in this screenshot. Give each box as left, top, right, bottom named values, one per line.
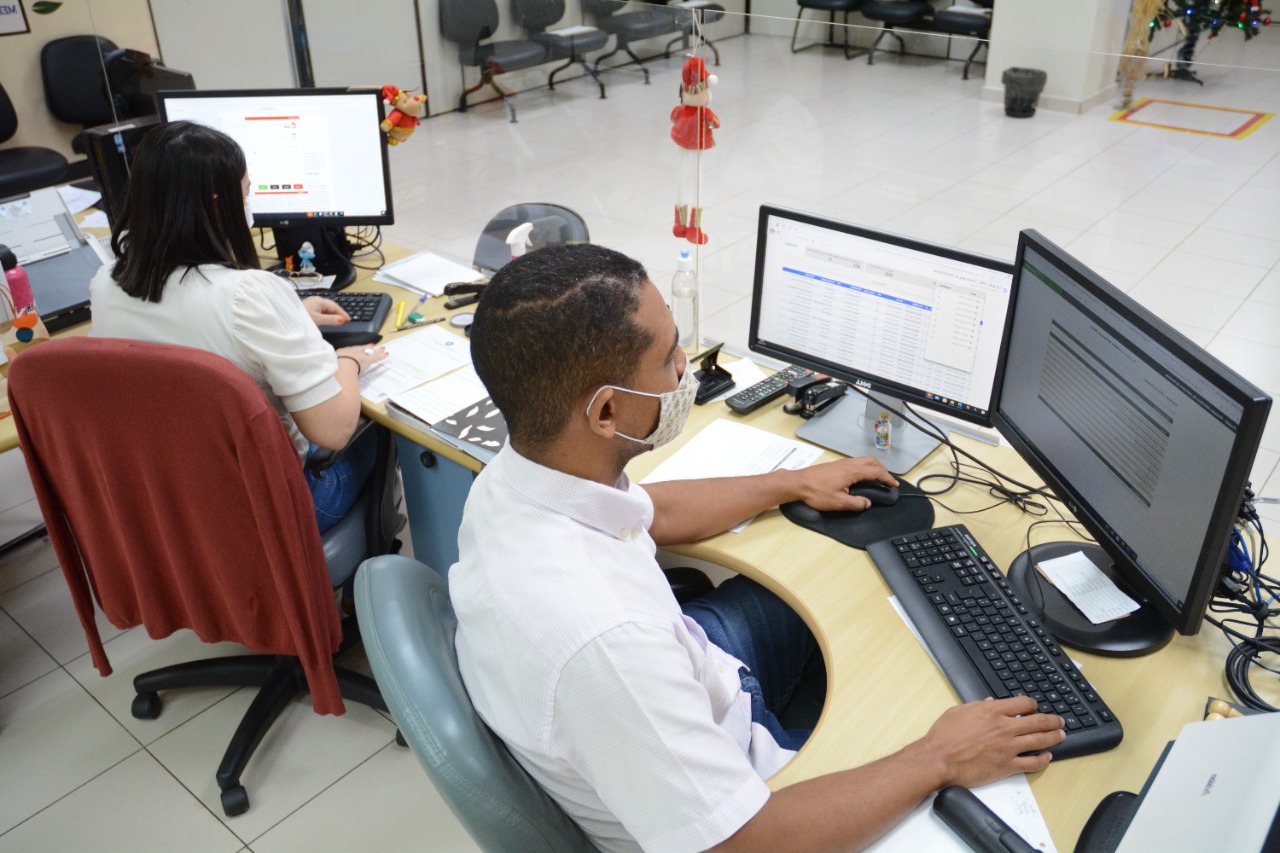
left=1035, top=552, right=1140, bottom=625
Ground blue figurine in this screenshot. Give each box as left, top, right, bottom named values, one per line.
left=297, top=241, right=316, bottom=275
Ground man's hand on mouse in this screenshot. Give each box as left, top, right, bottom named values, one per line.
left=788, top=456, right=898, bottom=512
left=302, top=295, right=351, bottom=327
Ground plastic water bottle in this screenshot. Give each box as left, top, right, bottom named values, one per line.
left=672, top=249, right=699, bottom=352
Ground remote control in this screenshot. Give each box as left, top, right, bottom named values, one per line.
left=725, top=365, right=815, bottom=415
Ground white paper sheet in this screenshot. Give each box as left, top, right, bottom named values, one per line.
left=709, top=357, right=767, bottom=403
left=1035, top=552, right=1139, bottom=624
left=79, top=210, right=110, bottom=230
left=374, top=251, right=485, bottom=296
left=641, top=419, right=823, bottom=532
left=57, top=185, right=102, bottom=214
left=358, top=325, right=472, bottom=403
left=389, top=365, right=488, bottom=426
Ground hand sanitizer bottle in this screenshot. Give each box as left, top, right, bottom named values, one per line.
left=672, top=249, right=699, bottom=353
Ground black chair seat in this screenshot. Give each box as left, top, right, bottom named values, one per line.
left=0, top=148, right=70, bottom=198
left=462, top=40, right=551, bottom=72
left=533, top=28, right=610, bottom=55
left=862, top=0, right=932, bottom=25
left=597, top=10, right=681, bottom=40
left=799, top=0, right=860, bottom=10
left=933, top=9, right=991, bottom=36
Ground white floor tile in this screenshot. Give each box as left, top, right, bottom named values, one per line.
left=0, top=751, right=242, bottom=853
left=0, top=567, right=128, bottom=665
left=0, top=608, right=58, bottom=700
left=1206, top=335, right=1280, bottom=398
left=0, top=535, right=59, bottom=596
left=1065, top=232, right=1173, bottom=277
left=1177, top=226, right=1280, bottom=269
left=0, top=669, right=140, bottom=834
left=1127, top=278, right=1243, bottom=332
left=1145, top=251, right=1269, bottom=299
left=1220, top=298, right=1280, bottom=345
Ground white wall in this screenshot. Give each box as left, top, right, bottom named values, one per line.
left=149, top=0, right=295, bottom=91
left=304, top=0, right=426, bottom=91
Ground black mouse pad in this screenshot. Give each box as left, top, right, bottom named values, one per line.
left=779, top=480, right=935, bottom=551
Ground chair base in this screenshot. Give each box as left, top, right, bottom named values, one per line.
left=867, top=27, right=908, bottom=65
left=593, top=41, right=653, bottom=85
left=791, top=8, right=866, bottom=61
left=548, top=57, right=607, bottom=100
left=459, top=68, right=520, bottom=122
left=132, top=647, right=390, bottom=817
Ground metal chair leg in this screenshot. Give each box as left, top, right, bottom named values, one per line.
left=962, top=39, right=987, bottom=80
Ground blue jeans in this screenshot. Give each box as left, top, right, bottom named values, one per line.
left=682, top=576, right=821, bottom=751
left=304, top=427, right=378, bottom=534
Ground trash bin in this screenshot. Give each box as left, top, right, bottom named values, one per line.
left=1002, top=67, right=1047, bottom=118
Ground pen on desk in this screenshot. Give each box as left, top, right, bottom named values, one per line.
left=397, top=316, right=446, bottom=331
left=769, top=448, right=797, bottom=472
left=396, top=292, right=431, bottom=330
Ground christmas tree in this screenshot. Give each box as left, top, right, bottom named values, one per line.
left=1149, top=0, right=1273, bottom=40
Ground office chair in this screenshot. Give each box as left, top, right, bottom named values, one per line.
left=791, top=0, right=865, bottom=59
left=7, top=337, right=406, bottom=818
left=0, top=82, right=69, bottom=198
left=473, top=202, right=590, bottom=274
left=440, top=0, right=553, bottom=122
left=512, top=0, right=609, bottom=100
left=652, top=0, right=727, bottom=66
left=930, top=1, right=994, bottom=79
left=861, top=0, right=933, bottom=65
left=580, top=0, right=683, bottom=85
left=356, top=554, right=597, bottom=852
left=40, top=35, right=119, bottom=156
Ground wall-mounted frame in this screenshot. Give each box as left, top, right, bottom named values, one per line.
left=0, top=1, right=30, bottom=37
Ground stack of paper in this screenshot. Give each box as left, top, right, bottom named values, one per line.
left=381, top=364, right=507, bottom=464
left=373, top=251, right=485, bottom=296
left=358, top=324, right=473, bottom=404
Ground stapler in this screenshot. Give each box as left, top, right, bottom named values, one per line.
left=443, top=280, right=486, bottom=310
left=692, top=343, right=736, bottom=405
left=783, top=374, right=847, bottom=419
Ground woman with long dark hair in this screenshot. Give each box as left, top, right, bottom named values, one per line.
left=90, top=120, right=387, bottom=532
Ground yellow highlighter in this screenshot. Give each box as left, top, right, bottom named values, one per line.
left=395, top=300, right=407, bottom=330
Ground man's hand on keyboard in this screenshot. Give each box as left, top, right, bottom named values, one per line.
left=922, top=696, right=1066, bottom=787
left=789, top=456, right=898, bottom=512
left=302, top=295, right=351, bottom=327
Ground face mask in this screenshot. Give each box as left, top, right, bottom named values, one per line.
left=588, top=365, right=698, bottom=450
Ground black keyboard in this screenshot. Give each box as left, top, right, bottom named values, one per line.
left=297, top=289, right=392, bottom=346
left=867, top=524, right=1123, bottom=760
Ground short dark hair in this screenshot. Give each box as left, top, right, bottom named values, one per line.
left=110, top=120, right=259, bottom=302
left=471, top=244, right=654, bottom=452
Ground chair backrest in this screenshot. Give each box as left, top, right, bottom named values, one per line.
left=511, top=0, right=566, bottom=34
left=355, top=555, right=597, bottom=853
left=7, top=337, right=347, bottom=713
left=0, top=81, right=18, bottom=142
left=473, top=203, right=590, bottom=274
left=440, top=0, right=501, bottom=45
left=579, top=0, right=627, bottom=20
left=40, top=35, right=119, bottom=126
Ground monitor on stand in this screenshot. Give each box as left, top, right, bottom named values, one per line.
left=748, top=205, right=1017, bottom=473
left=993, top=230, right=1271, bottom=656
left=158, top=88, right=394, bottom=289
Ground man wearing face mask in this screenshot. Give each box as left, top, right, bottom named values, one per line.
left=451, top=244, right=1067, bottom=853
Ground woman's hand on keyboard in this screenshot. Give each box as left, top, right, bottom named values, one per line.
left=302, top=296, right=351, bottom=327
left=922, top=696, right=1066, bottom=787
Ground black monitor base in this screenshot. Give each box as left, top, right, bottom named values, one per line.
left=1007, top=541, right=1173, bottom=657
left=270, top=224, right=357, bottom=290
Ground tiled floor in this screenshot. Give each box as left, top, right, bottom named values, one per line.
left=3, top=27, right=1279, bottom=851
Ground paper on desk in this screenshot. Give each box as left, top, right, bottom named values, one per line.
left=1035, top=552, right=1139, bottom=625
left=641, top=419, right=823, bottom=532
left=864, top=774, right=1057, bottom=853
left=359, top=325, right=472, bottom=403
left=389, top=365, right=488, bottom=426
left=374, top=251, right=484, bottom=296
left=57, top=185, right=102, bottom=214
left=79, top=210, right=110, bottom=230
left=708, top=357, right=767, bottom=403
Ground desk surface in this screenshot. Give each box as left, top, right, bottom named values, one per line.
left=9, top=244, right=1270, bottom=848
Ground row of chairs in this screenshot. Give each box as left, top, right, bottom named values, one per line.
left=441, top=0, right=725, bottom=122
left=793, top=0, right=995, bottom=80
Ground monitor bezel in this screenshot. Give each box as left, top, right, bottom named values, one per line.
left=748, top=205, right=1017, bottom=429
left=156, top=86, right=394, bottom=228
left=993, top=229, right=1271, bottom=636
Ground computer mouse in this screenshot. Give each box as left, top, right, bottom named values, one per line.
left=322, top=330, right=383, bottom=348
left=848, top=480, right=899, bottom=507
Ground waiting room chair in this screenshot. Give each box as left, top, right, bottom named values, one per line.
left=473, top=201, right=590, bottom=274
left=861, top=0, right=933, bottom=65
left=581, top=0, right=683, bottom=85
left=511, top=0, right=609, bottom=101
left=0, top=82, right=69, bottom=197
left=356, top=554, right=598, bottom=853
left=791, top=0, right=865, bottom=60
left=40, top=35, right=119, bottom=155
left=931, top=1, right=993, bottom=79
left=440, top=0, right=553, bottom=122
left=653, top=0, right=728, bottom=66
left=8, top=337, right=405, bottom=818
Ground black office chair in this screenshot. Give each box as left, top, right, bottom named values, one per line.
left=40, top=35, right=119, bottom=155
left=930, top=1, right=994, bottom=79
left=791, top=0, right=865, bottom=59
left=0, top=82, right=69, bottom=198
left=473, top=202, right=590, bottom=275
left=861, top=0, right=933, bottom=65
left=440, top=0, right=552, bottom=122
left=581, top=0, right=683, bottom=85
left=654, top=0, right=728, bottom=66
left=511, top=0, right=609, bottom=100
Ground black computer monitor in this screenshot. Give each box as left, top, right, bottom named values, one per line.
left=157, top=87, right=394, bottom=288
left=748, top=205, right=1017, bottom=472
left=994, top=230, right=1271, bottom=655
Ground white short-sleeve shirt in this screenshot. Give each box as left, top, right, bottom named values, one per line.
left=90, top=264, right=340, bottom=458
left=450, top=446, right=794, bottom=853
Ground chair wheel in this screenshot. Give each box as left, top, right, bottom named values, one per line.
left=395, top=729, right=407, bottom=748
left=131, top=692, right=161, bottom=719
left=221, top=785, right=250, bottom=817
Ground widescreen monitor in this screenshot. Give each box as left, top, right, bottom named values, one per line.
left=994, top=230, right=1271, bottom=654
left=158, top=87, right=393, bottom=287
left=748, top=205, right=1016, bottom=472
